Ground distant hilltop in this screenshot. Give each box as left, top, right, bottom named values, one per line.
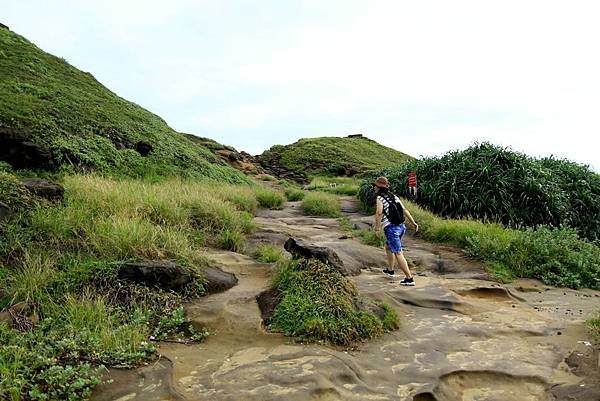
left=258, top=134, right=413, bottom=181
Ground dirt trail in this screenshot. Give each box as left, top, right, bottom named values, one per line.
left=93, top=198, right=600, bottom=401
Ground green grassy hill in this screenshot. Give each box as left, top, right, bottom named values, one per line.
left=0, top=28, right=249, bottom=183
left=259, top=134, right=413, bottom=177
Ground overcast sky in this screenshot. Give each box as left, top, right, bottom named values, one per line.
left=5, top=1, right=600, bottom=171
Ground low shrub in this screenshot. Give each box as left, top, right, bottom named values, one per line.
left=269, top=259, right=399, bottom=345
left=255, top=188, right=285, bottom=209
left=302, top=192, right=341, bottom=217
left=285, top=188, right=305, bottom=201
left=254, top=244, right=285, bottom=263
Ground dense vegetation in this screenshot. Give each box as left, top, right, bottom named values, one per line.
left=352, top=195, right=600, bottom=290
left=0, top=29, right=249, bottom=183
left=260, top=135, right=412, bottom=176
left=0, top=171, right=278, bottom=400
left=269, top=258, right=399, bottom=345
left=358, top=143, right=600, bottom=242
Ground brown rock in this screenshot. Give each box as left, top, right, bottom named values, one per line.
left=203, top=265, right=238, bottom=294
left=21, top=178, right=64, bottom=202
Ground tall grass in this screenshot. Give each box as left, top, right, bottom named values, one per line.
left=399, top=200, right=600, bottom=289
left=307, top=176, right=361, bottom=196
left=302, top=192, right=341, bottom=217
left=0, top=173, right=267, bottom=400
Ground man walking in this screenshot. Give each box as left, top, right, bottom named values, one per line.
left=373, top=176, right=419, bottom=286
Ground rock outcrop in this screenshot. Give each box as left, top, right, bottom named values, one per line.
left=118, top=260, right=192, bottom=291
left=21, top=178, right=64, bottom=202
left=0, top=127, right=54, bottom=170
left=203, top=265, right=238, bottom=294
left=284, top=237, right=354, bottom=276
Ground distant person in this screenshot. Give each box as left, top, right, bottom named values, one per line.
left=372, top=176, right=419, bottom=286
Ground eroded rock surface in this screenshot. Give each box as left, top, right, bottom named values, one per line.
left=93, top=198, right=600, bottom=401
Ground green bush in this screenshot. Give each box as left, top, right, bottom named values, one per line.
left=358, top=143, right=600, bottom=241
left=254, top=244, right=285, bottom=263
left=285, top=188, right=305, bottom=201
left=269, top=259, right=398, bottom=345
left=255, top=188, right=285, bottom=209
left=302, top=192, right=341, bottom=217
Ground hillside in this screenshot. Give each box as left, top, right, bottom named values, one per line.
left=259, top=134, right=413, bottom=179
left=0, top=27, right=249, bottom=183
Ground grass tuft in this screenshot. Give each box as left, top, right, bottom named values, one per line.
left=254, top=244, right=285, bottom=263
left=302, top=192, right=341, bottom=217
left=255, top=188, right=285, bottom=209
left=285, top=188, right=305, bottom=201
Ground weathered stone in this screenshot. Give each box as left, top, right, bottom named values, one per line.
left=118, top=260, right=192, bottom=291
left=203, top=265, right=238, bottom=294
left=135, top=141, right=153, bottom=156
left=0, top=127, right=54, bottom=169
left=284, top=237, right=351, bottom=275
left=21, top=178, right=64, bottom=202
left=256, top=288, right=282, bottom=326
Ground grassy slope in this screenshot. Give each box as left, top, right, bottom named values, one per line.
left=0, top=29, right=248, bottom=183
left=260, top=136, right=413, bottom=176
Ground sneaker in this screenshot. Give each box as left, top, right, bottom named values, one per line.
left=400, top=277, right=415, bottom=286
left=382, top=269, right=395, bottom=277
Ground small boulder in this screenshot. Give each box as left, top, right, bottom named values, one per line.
left=284, top=237, right=347, bottom=275
left=202, top=265, right=238, bottom=294
left=118, top=260, right=192, bottom=291
left=256, top=288, right=282, bottom=326
left=21, top=178, right=64, bottom=202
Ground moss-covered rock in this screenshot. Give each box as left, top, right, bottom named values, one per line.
left=265, top=258, right=399, bottom=345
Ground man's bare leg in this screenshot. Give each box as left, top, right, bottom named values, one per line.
left=385, top=245, right=395, bottom=271
left=394, top=251, right=412, bottom=278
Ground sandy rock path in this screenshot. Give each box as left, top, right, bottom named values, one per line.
left=93, top=199, right=600, bottom=401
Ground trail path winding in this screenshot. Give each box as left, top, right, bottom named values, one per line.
left=93, top=198, right=600, bottom=401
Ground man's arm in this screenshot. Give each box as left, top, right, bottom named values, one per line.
left=375, top=198, right=383, bottom=233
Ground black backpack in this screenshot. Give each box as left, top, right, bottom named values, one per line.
left=381, top=193, right=404, bottom=225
